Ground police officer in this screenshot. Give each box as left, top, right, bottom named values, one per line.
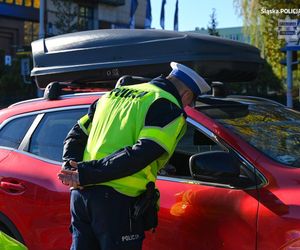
left=58, top=62, right=211, bottom=250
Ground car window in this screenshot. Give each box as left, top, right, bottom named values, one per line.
left=29, top=108, right=87, bottom=162
left=160, top=123, right=223, bottom=178
left=162, top=122, right=258, bottom=188
left=0, top=115, right=36, bottom=149
left=198, top=104, right=300, bottom=167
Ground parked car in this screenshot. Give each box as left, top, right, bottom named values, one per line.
left=0, top=29, right=299, bottom=250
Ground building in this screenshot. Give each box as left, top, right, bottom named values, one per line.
left=46, top=0, right=147, bottom=35
left=0, top=0, right=40, bottom=56
left=0, top=0, right=148, bottom=58
left=193, top=26, right=250, bottom=44
left=217, top=26, right=250, bottom=43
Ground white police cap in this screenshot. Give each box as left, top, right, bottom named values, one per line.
left=170, top=62, right=211, bottom=96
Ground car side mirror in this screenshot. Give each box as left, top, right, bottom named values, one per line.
left=189, top=151, right=241, bottom=185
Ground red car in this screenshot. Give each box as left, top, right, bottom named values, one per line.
left=0, top=30, right=300, bottom=250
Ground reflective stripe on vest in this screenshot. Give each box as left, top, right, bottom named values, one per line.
left=139, top=114, right=186, bottom=155
left=78, top=114, right=91, bottom=136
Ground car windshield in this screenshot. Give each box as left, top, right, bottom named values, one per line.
left=197, top=102, right=300, bottom=167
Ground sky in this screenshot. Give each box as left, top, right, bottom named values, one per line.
left=150, top=0, right=243, bottom=31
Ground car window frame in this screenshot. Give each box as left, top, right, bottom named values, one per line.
left=158, top=117, right=268, bottom=190
left=23, top=105, right=89, bottom=162
left=27, top=107, right=89, bottom=162
left=0, top=113, right=37, bottom=150
left=0, top=105, right=89, bottom=165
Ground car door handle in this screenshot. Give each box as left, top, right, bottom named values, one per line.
left=0, top=181, right=26, bottom=194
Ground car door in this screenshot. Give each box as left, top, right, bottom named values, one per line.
left=0, top=113, right=37, bottom=240
left=0, top=106, right=87, bottom=250
left=144, top=118, right=262, bottom=250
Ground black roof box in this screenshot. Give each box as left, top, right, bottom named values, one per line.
left=31, top=29, right=262, bottom=89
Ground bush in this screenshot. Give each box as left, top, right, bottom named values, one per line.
left=0, top=58, right=36, bottom=107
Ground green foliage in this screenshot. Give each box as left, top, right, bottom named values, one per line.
left=233, top=0, right=300, bottom=79
left=207, top=8, right=220, bottom=37
left=0, top=58, right=36, bottom=106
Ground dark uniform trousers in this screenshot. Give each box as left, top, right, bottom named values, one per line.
left=70, top=185, right=145, bottom=250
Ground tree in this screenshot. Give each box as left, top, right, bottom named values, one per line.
left=207, top=8, right=220, bottom=36
left=51, top=0, right=80, bottom=34
left=233, top=0, right=300, bottom=80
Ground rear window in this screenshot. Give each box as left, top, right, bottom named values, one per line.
left=0, top=115, right=36, bottom=149
left=198, top=103, right=300, bottom=167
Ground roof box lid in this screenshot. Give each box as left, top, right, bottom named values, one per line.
left=31, top=29, right=262, bottom=89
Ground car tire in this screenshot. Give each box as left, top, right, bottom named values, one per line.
left=0, top=213, right=25, bottom=244
left=0, top=223, right=13, bottom=237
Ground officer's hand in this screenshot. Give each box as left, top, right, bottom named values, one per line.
left=58, top=161, right=81, bottom=189
left=58, top=170, right=81, bottom=189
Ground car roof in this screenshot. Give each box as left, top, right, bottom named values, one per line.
left=196, top=95, right=285, bottom=107
left=0, top=92, right=102, bottom=123
left=0, top=91, right=284, bottom=121
left=225, top=95, right=286, bottom=106
left=0, top=80, right=290, bottom=125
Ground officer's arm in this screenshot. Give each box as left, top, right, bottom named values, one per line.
left=78, top=139, right=165, bottom=185
left=77, top=98, right=184, bottom=185
left=62, top=99, right=97, bottom=166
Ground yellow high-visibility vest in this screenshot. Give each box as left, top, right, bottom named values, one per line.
left=78, top=83, right=186, bottom=196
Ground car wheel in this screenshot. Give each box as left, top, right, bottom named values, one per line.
left=0, top=223, right=14, bottom=237
left=0, top=213, right=25, bottom=244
